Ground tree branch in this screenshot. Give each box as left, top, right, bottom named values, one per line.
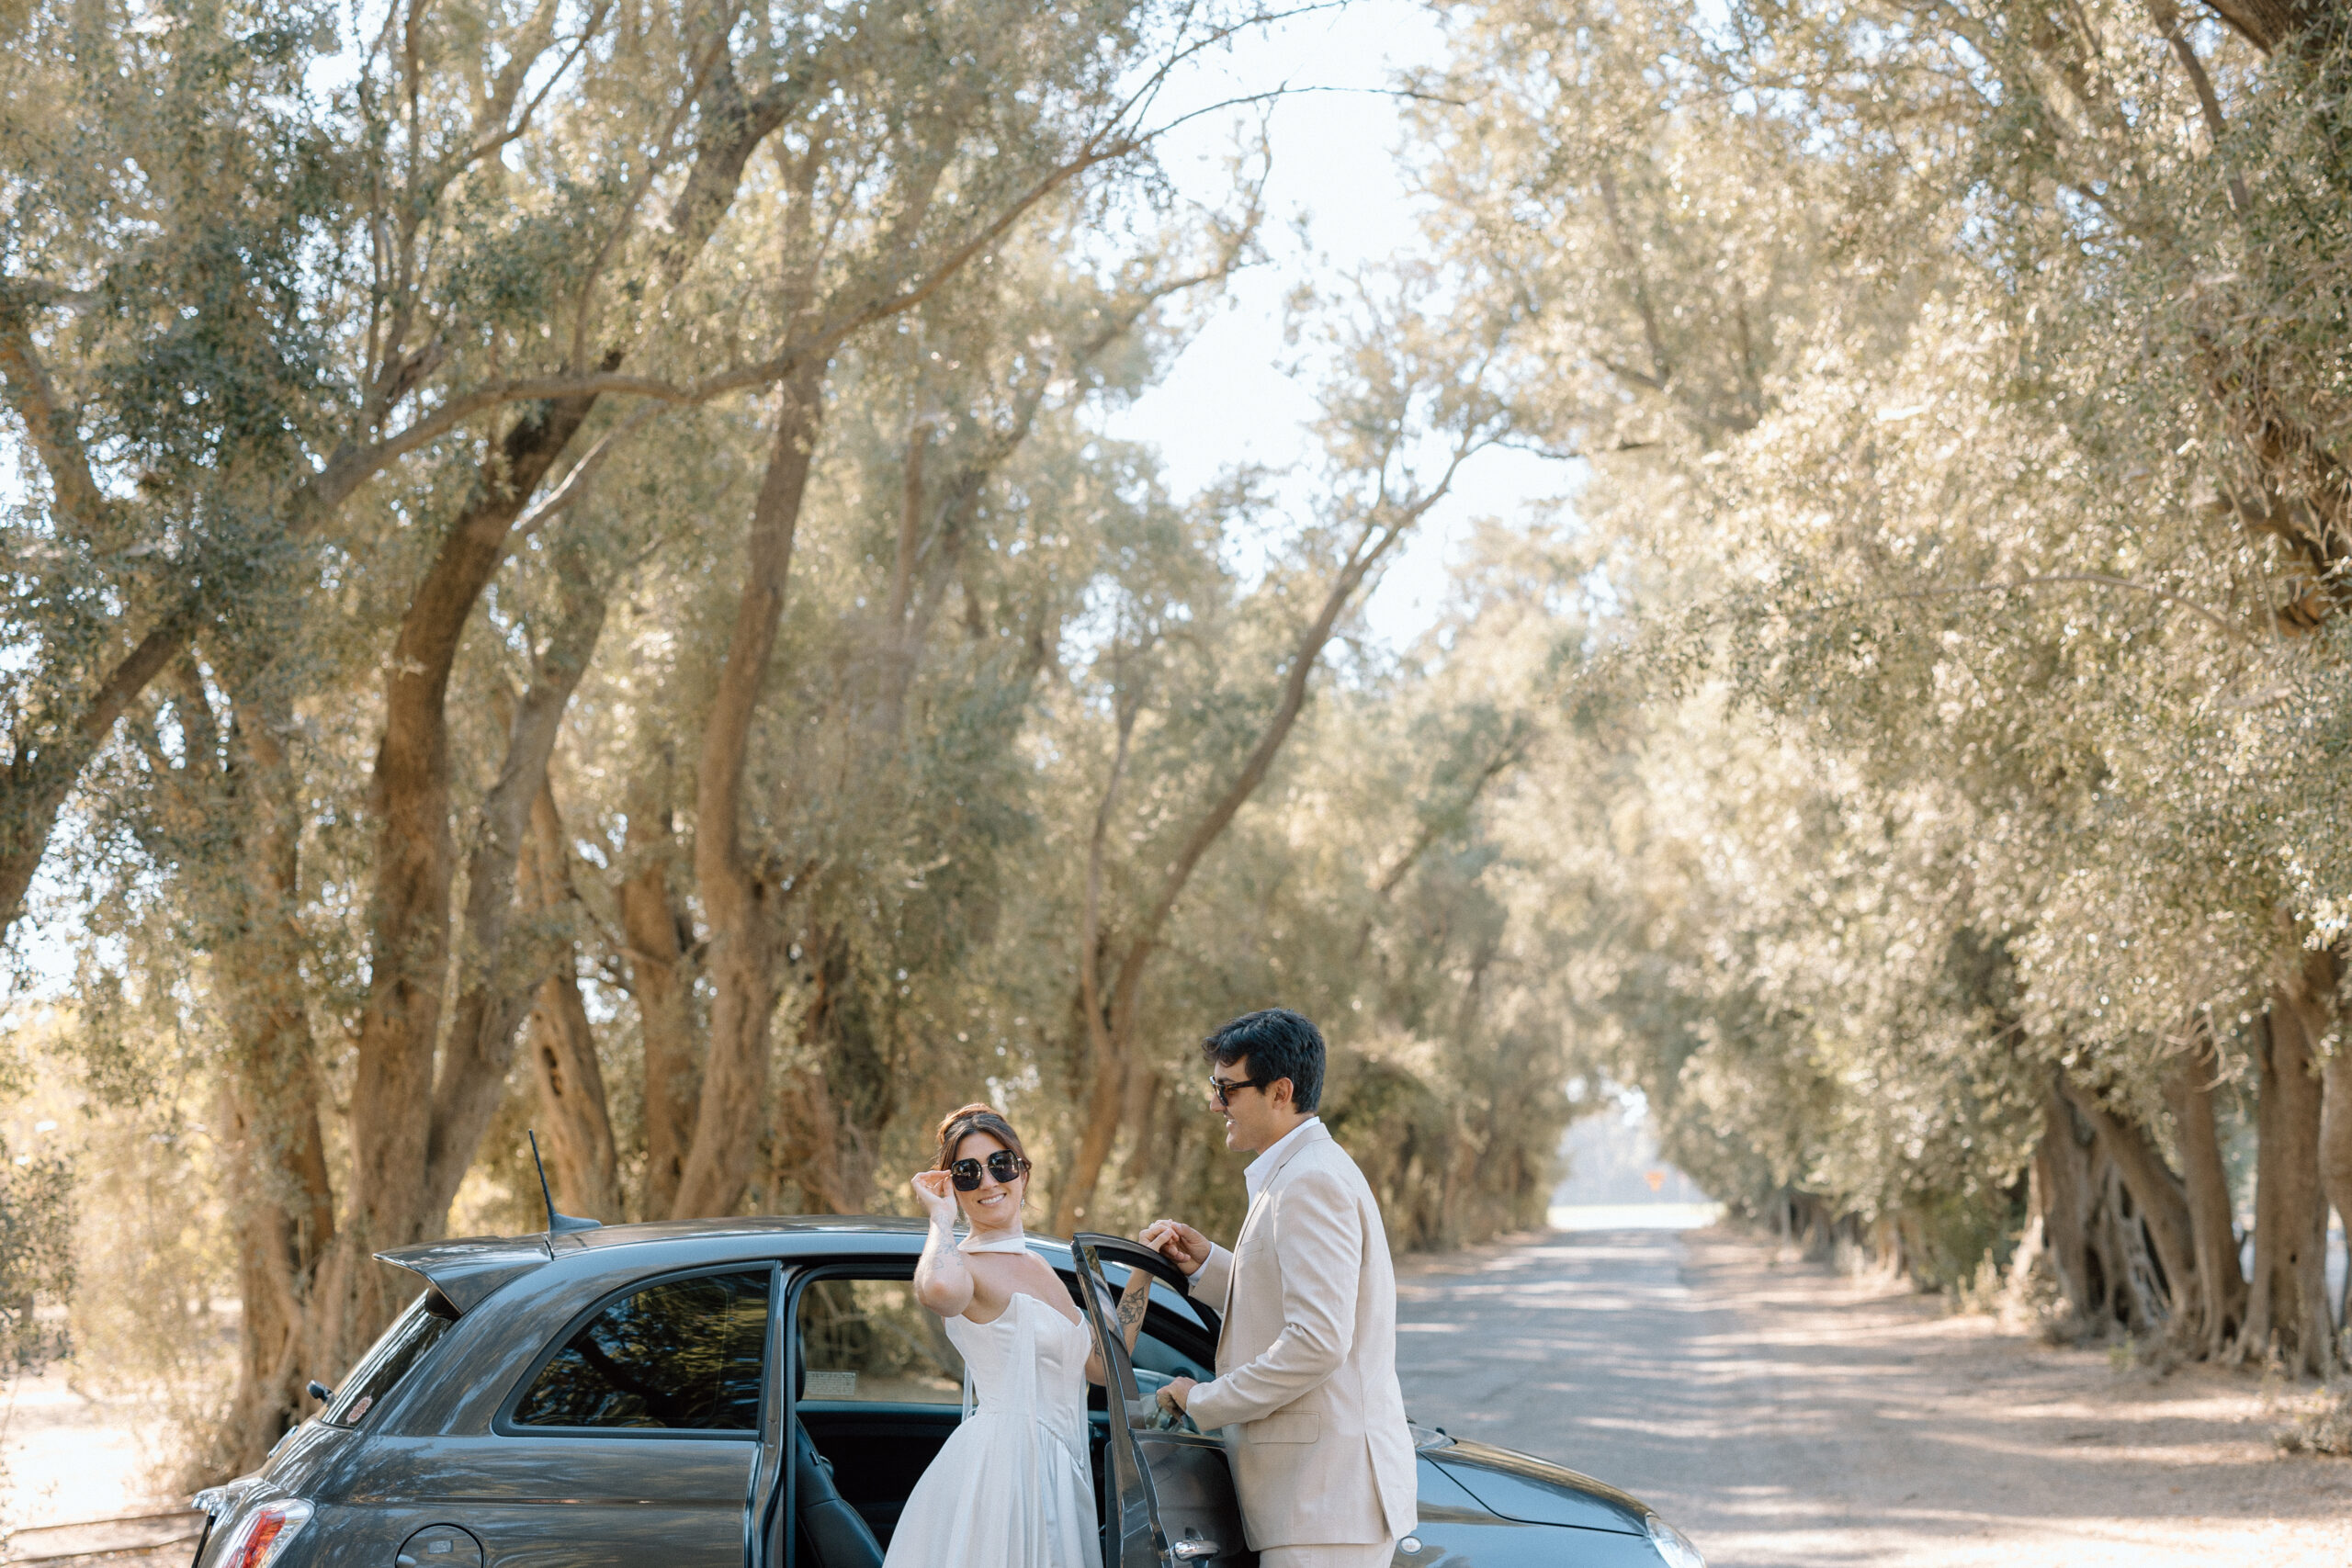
left=0, top=301, right=111, bottom=540
left=2153, top=3, right=2252, bottom=213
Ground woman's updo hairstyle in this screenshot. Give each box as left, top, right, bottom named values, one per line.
left=934, top=1102, right=1031, bottom=1174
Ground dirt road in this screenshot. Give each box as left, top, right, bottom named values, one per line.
left=1395, top=1224, right=2352, bottom=1567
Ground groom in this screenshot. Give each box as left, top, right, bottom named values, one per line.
left=1138, top=1009, right=1417, bottom=1568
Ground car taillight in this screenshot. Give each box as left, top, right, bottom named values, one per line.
left=214, top=1500, right=313, bottom=1568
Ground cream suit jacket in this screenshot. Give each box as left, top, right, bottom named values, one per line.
left=1183, top=1122, right=1418, bottom=1551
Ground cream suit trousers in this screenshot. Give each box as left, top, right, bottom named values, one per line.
left=1258, top=1544, right=1396, bottom=1568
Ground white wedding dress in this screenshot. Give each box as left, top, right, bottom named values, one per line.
left=879, top=1230, right=1102, bottom=1568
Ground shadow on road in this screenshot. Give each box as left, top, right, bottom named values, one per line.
left=1395, top=1224, right=2352, bottom=1568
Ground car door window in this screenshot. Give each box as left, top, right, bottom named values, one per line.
left=795, top=1277, right=964, bottom=1404
left=1129, top=1312, right=1210, bottom=1382
left=1125, top=1323, right=1209, bottom=1435
left=513, top=1269, right=770, bottom=1430
left=1079, top=1257, right=1209, bottom=1432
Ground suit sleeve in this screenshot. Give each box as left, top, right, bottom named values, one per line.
left=1190, top=1242, right=1236, bottom=1321
left=1185, top=1169, right=1360, bottom=1432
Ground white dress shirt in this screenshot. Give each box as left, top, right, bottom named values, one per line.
left=1243, top=1115, right=1323, bottom=1207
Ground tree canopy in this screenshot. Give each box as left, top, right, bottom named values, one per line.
left=1414, top=0, right=2352, bottom=1372
left=12, top=0, right=2352, bottom=1484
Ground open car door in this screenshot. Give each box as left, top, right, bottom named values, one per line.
left=1072, top=1235, right=1256, bottom=1568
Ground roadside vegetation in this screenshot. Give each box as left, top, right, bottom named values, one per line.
left=9, top=0, right=2352, bottom=1500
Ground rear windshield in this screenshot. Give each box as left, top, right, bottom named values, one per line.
left=324, top=1292, right=457, bottom=1427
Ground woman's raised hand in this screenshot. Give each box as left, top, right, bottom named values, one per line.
left=910, top=1168, right=975, bottom=1319
left=911, top=1168, right=961, bottom=1226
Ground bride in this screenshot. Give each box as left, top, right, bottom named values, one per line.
left=885, top=1103, right=1149, bottom=1568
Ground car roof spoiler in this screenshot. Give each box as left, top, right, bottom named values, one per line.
left=374, top=1234, right=556, bottom=1314
left=373, top=1134, right=604, bottom=1314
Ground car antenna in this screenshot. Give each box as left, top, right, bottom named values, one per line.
left=528, top=1129, right=601, bottom=1235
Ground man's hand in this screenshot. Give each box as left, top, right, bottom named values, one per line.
left=1138, top=1218, right=1210, bottom=1277
left=1156, top=1375, right=1197, bottom=1416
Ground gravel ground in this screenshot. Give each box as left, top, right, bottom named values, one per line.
left=0, top=1371, right=169, bottom=1536
left=1395, top=1224, right=2352, bottom=1568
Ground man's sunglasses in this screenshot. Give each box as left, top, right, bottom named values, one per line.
left=948, top=1151, right=1031, bottom=1190
left=1207, top=1073, right=1272, bottom=1108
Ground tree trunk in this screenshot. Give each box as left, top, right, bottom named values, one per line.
left=2058, top=1076, right=2196, bottom=1318
left=2319, top=1006, right=2352, bottom=1334
left=2165, top=1026, right=2247, bottom=1358
left=620, top=748, right=696, bottom=1221
left=775, top=1064, right=865, bottom=1215
left=334, top=396, right=602, bottom=1354
left=2195, top=0, right=2346, bottom=63
left=424, top=538, right=608, bottom=1222
left=1118, top=1067, right=1164, bottom=1186
left=671, top=364, right=826, bottom=1221
left=1060, top=696, right=1142, bottom=1234
left=214, top=687, right=337, bottom=1471
left=1060, top=1047, right=1131, bottom=1232
left=2030, top=1085, right=2100, bottom=1332
left=2098, top=1157, right=2172, bottom=1332
left=772, top=323, right=1148, bottom=1214
left=775, top=922, right=892, bottom=1215
left=522, top=776, right=620, bottom=1221
left=2237, top=954, right=2337, bottom=1376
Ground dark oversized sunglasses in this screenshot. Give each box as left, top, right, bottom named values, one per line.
left=949, top=1151, right=1030, bottom=1190
left=1208, top=1073, right=1272, bottom=1108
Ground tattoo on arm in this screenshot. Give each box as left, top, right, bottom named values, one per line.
left=1117, top=1276, right=1149, bottom=1347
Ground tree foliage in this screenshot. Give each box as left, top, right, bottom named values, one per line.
left=1414, top=0, right=2352, bottom=1370
left=2, top=0, right=1587, bottom=1480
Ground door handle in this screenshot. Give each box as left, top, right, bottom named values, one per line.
left=1170, top=1537, right=1221, bottom=1562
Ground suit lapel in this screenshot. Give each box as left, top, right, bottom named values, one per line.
left=1218, top=1122, right=1332, bottom=1351
left=1238, top=1183, right=1274, bottom=1241
left=1217, top=1189, right=1270, bottom=1353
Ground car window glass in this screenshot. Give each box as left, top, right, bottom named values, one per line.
left=1073, top=1244, right=1201, bottom=1438
left=796, top=1278, right=964, bottom=1404
left=1125, top=1321, right=1212, bottom=1436
left=514, top=1269, right=770, bottom=1430
left=325, top=1292, right=455, bottom=1427
left=1129, top=1324, right=1208, bottom=1384
left=1142, top=1276, right=1208, bottom=1336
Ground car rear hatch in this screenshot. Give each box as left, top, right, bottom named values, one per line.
left=189, top=1235, right=561, bottom=1563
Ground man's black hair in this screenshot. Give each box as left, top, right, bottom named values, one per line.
left=1201, top=1008, right=1325, bottom=1114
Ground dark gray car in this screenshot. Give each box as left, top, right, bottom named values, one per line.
left=190, top=1217, right=1706, bottom=1568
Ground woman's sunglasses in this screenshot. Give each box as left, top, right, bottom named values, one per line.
left=949, top=1151, right=1031, bottom=1190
